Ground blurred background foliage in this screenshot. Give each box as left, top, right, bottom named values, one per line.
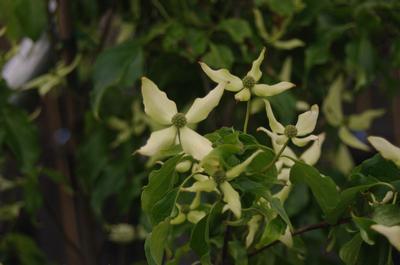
left=0, top=0, right=399, bottom=264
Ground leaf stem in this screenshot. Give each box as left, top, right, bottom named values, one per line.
left=262, top=140, right=289, bottom=172
left=249, top=217, right=351, bottom=257
left=243, top=100, right=251, bottom=133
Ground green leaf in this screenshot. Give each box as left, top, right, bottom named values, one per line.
left=352, top=216, right=376, bottom=245
left=356, top=154, right=400, bottom=183
left=0, top=202, right=24, bottom=221
left=22, top=174, right=43, bottom=214
left=290, top=162, right=340, bottom=217
left=90, top=162, right=127, bottom=216
left=256, top=217, right=286, bottom=248
left=91, top=41, right=143, bottom=118
left=339, top=233, right=363, bottom=265
left=190, top=216, right=210, bottom=262
left=190, top=203, right=221, bottom=264
left=203, top=44, right=234, bottom=69
left=1, top=107, right=39, bottom=173
left=305, top=25, right=352, bottom=72
left=142, top=155, right=181, bottom=215
left=228, top=241, right=248, bottom=265
left=373, top=205, right=400, bottom=226
left=151, top=188, right=179, bottom=225
left=266, top=0, right=296, bottom=16
left=0, top=0, right=47, bottom=40
left=218, top=19, right=252, bottom=43
left=145, top=220, right=171, bottom=265
left=327, top=182, right=381, bottom=223
left=0, top=233, right=47, bottom=265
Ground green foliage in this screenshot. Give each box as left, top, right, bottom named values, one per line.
left=0, top=233, right=48, bottom=265
left=141, top=156, right=181, bottom=218
left=92, top=41, right=143, bottom=118
left=290, top=162, right=339, bottom=217
left=0, top=0, right=47, bottom=40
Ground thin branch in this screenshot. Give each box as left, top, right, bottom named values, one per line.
left=249, top=217, right=352, bottom=257
left=221, top=212, right=233, bottom=265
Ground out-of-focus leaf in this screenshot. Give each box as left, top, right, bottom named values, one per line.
left=339, top=233, right=363, bottom=265
left=1, top=107, right=39, bottom=173
left=0, top=202, right=24, bottom=221
left=23, top=174, right=43, bottom=214
left=0, top=233, right=48, bottom=265
left=218, top=19, right=252, bottom=43
left=305, top=25, right=352, bottom=72
left=0, top=0, right=47, bottom=40
left=202, top=44, right=234, bottom=69
left=91, top=41, right=143, bottom=118
left=266, top=0, right=296, bottom=16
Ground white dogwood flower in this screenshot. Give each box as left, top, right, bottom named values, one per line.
left=182, top=150, right=263, bottom=219
left=368, top=136, right=400, bottom=167
left=199, top=48, right=295, bottom=101
left=137, top=77, right=225, bottom=160
left=258, top=100, right=319, bottom=147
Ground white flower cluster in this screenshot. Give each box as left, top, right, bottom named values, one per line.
left=136, top=47, right=400, bottom=251
left=137, top=48, right=296, bottom=161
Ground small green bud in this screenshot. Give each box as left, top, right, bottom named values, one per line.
left=176, top=160, right=192, bottom=173
left=234, top=88, right=251, bottom=102
left=242, top=76, right=256, bottom=89
left=284, top=125, right=298, bottom=138
left=213, top=170, right=226, bottom=184
left=171, top=113, right=187, bottom=128
left=181, top=204, right=191, bottom=214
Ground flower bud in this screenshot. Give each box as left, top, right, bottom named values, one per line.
left=176, top=160, right=192, bottom=173
left=108, top=223, right=135, bottom=243
left=234, top=88, right=251, bottom=102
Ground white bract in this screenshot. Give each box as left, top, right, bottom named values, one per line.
left=199, top=48, right=295, bottom=101
left=137, top=77, right=225, bottom=160
left=182, top=150, right=263, bottom=219
left=323, top=76, right=384, bottom=151
left=368, top=136, right=400, bottom=167
left=371, top=224, right=400, bottom=251
left=258, top=100, right=319, bottom=147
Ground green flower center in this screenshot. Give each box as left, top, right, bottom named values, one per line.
left=242, top=76, right=256, bottom=89
left=171, top=113, right=187, bottom=128
left=213, top=170, right=226, bottom=184
left=284, top=125, right=298, bottom=138
left=181, top=204, right=190, bottom=214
